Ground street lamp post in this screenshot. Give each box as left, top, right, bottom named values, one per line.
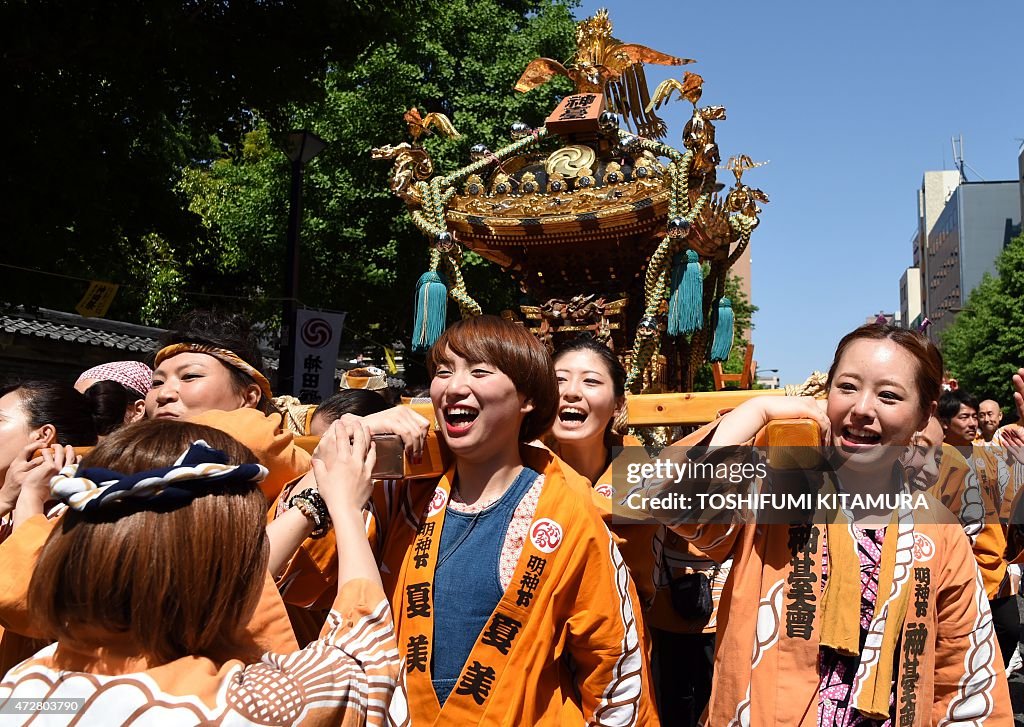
left=278, top=130, right=327, bottom=396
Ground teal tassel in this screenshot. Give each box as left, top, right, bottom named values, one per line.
left=667, top=250, right=703, bottom=336
left=710, top=297, right=734, bottom=362
left=411, top=271, right=448, bottom=352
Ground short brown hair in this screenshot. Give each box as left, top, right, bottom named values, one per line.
left=427, top=315, right=558, bottom=442
left=28, top=419, right=268, bottom=663
left=826, top=323, right=943, bottom=415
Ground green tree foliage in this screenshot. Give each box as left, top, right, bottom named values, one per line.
left=940, top=233, right=1024, bottom=403
left=1, top=0, right=412, bottom=319
left=178, top=0, right=578, bottom=338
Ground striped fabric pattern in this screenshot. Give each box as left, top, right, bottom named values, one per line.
left=0, top=580, right=400, bottom=726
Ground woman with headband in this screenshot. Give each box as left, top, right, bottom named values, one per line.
left=149, top=310, right=427, bottom=646
left=144, top=310, right=312, bottom=506
left=0, top=314, right=307, bottom=671
left=149, top=317, right=275, bottom=419
left=150, top=310, right=428, bottom=503
left=0, top=418, right=400, bottom=725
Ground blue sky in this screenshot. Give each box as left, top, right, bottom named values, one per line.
left=575, top=0, right=1024, bottom=384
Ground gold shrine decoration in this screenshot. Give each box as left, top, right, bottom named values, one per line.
left=372, top=8, right=769, bottom=395
left=369, top=106, right=461, bottom=205
left=370, top=143, right=434, bottom=204
left=544, top=145, right=598, bottom=178
left=514, top=9, right=692, bottom=139
left=521, top=296, right=627, bottom=348
left=545, top=93, right=607, bottom=135
left=402, top=108, right=461, bottom=142
left=646, top=71, right=705, bottom=112
left=723, top=154, right=770, bottom=216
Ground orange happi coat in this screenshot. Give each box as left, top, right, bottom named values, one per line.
left=646, top=529, right=730, bottom=635
left=554, top=434, right=661, bottom=607
left=576, top=436, right=728, bottom=634
left=189, top=408, right=312, bottom=504
left=965, top=442, right=1014, bottom=524
left=993, top=422, right=1024, bottom=521
left=688, top=508, right=1010, bottom=725
left=272, top=499, right=378, bottom=646
left=927, top=443, right=1010, bottom=598
left=633, top=422, right=1012, bottom=726
left=373, top=444, right=658, bottom=726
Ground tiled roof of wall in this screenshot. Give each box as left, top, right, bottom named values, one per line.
left=0, top=308, right=163, bottom=353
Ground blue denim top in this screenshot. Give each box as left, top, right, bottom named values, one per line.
left=430, top=466, right=540, bottom=705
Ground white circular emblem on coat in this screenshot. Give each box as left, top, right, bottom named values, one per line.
left=912, top=532, right=935, bottom=562
left=529, top=518, right=564, bottom=553
left=427, top=487, right=448, bottom=517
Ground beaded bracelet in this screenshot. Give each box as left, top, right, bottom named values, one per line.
left=288, top=489, right=331, bottom=539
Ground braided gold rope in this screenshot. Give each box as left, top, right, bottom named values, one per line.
left=729, top=213, right=757, bottom=239
left=611, top=400, right=630, bottom=435
left=412, top=133, right=553, bottom=320
left=439, top=128, right=549, bottom=189
left=625, top=147, right=718, bottom=393
left=785, top=371, right=828, bottom=398
left=422, top=176, right=482, bottom=317
left=627, top=133, right=685, bottom=163
left=441, top=250, right=482, bottom=317
left=411, top=209, right=445, bottom=238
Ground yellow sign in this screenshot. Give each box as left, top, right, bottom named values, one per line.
left=384, top=346, right=398, bottom=374
left=75, top=281, right=119, bottom=318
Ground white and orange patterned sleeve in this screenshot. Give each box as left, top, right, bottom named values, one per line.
left=638, top=421, right=747, bottom=563
left=228, top=578, right=400, bottom=726
left=561, top=506, right=659, bottom=726
left=931, top=526, right=1012, bottom=725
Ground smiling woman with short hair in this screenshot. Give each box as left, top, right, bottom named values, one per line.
left=370, top=314, right=657, bottom=725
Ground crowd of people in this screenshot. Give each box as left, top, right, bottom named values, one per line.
left=0, top=309, right=1022, bottom=725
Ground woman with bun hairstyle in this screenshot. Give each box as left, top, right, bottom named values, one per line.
left=79, top=380, right=147, bottom=434
left=632, top=324, right=1011, bottom=724
left=0, top=381, right=109, bottom=534
left=0, top=382, right=101, bottom=673
left=74, top=360, right=152, bottom=434
left=0, top=418, right=400, bottom=726
left=549, top=337, right=659, bottom=602
left=549, top=337, right=721, bottom=726
left=370, top=315, right=657, bottom=725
